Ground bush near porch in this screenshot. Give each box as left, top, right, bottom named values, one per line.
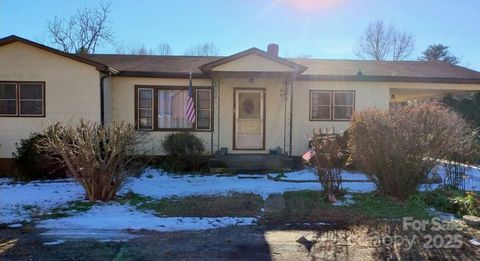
left=161, top=132, right=207, bottom=172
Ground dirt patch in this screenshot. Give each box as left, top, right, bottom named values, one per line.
left=2, top=222, right=480, bottom=260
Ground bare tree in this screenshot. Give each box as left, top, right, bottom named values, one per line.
left=115, top=42, right=172, bottom=55
left=47, top=2, right=113, bottom=54
left=355, top=20, right=414, bottom=61
left=391, top=30, right=415, bottom=61
left=157, top=43, right=172, bottom=55
left=184, top=42, right=220, bottom=56
left=297, top=53, right=312, bottom=59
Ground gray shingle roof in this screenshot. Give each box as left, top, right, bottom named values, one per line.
left=84, top=54, right=480, bottom=81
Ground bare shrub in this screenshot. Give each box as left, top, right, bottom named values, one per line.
left=349, top=103, right=476, bottom=200
left=308, top=129, right=349, bottom=200
left=39, top=120, right=141, bottom=201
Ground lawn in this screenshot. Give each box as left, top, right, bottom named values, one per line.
left=0, top=166, right=479, bottom=241
left=1, top=167, right=480, bottom=259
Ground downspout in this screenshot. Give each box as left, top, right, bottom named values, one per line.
left=283, top=81, right=288, bottom=154
left=289, top=80, right=294, bottom=156
left=210, top=78, right=214, bottom=155
left=217, top=78, right=221, bottom=152
left=100, top=74, right=110, bottom=126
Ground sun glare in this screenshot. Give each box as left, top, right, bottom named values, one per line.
left=282, top=0, right=344, bottom=12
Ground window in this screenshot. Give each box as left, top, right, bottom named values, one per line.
left=20, top=83, right=44, bottom=115
left=137, top=88, right=153, bottom=130
left=157, top=89, right=192, bottom=129
left=333, top=91, right=354, bottom=120
left=310, top=90, right=354, bottom=121
left=310, top=91, right=331, bottom=120
left=135, top=86, right=213, bottom=131
left=0, top=82, right=44, bottom=117
left=196, top=89, right=212, bottom=130
left=0, top=83, right=17, bottom=115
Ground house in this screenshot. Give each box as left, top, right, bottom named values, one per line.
left=1, top=35, right=480, bottom=170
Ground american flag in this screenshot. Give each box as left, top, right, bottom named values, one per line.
left=185, top=72, right=196, bottom=123
left=302, top=149, right=315, bottom=162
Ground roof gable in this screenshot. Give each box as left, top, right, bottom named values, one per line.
left=0, top=35, right=113, bottom=72
left=199, top=48, right=307, bottom=73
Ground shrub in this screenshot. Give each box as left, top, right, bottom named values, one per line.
left=38, top=120, right=141, bottom=202
left=349, top=103, right=476, bottom=200
left=161, top=132, right=205, bottom=172
left=12, top=133, right=66, bottom=181
left=423, top=188, right=480, bottom=217
left=451, top=192, right=480, bottom=216
left=308, top=129, right=349, bottom=199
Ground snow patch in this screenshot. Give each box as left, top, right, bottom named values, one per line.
left=0, top=180, right=84, bottom=224
left=37, top=204, right=257, bottom=232
left=43, top=240, right=65, bottom=246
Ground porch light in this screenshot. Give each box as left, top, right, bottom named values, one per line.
left=249, top=78, right=254, bottom=84
left=390, top=94, right=396, bottom=100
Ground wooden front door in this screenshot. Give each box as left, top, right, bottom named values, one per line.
left=234, top=88, right=265, bottom=150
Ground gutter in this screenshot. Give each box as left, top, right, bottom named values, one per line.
left=297, top=74, right=480, bottom=84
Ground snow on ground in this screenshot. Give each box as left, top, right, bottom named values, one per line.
left=1, top=165, right=479, bottom=225
left=38, top=204, right=256, bottom=231
left=0, top=179, right=84, bottom=224
left=274, top=169, right=370, bottom=182
left=420, top=165, right=480, bottom=191
left=122, top=169, right=375, bottom=200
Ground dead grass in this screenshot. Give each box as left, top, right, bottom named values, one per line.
left=121, top=193, right=264, bottom=217
left=260, top=190, right=360, bottom=225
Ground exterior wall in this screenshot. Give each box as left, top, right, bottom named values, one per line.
left=291, top=80, right=390, bottom=156
left=0, top=42, right=101, bottom=158
left=290, top=81, right=480, bottom=156
left=215, top=78, right=289, bottom=154
left=111, top=77, right=480, bottom=157
left=110, top=77, right=214, bottom=155
left=212, top=54, right=294, bottom=72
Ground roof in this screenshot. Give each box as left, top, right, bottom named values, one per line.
left=0, top=35, right=114, bottom=73
left=290, top=59, right=480, bottom=83
left=85, top=54, right=480, bottom=83
left=2, top=35, right=480, bottom=83
left=84, top=54, right=219, bottom=78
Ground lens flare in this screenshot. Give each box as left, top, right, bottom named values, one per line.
left=282, top=0, right=344, bottom=12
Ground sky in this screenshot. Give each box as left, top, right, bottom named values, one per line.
left=1, top=0, right=479, bottom=70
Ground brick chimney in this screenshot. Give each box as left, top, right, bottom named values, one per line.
left=267, top=43, right=279, bottom=57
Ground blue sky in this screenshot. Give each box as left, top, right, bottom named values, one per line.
left=1, top=0, right=479, bottom=70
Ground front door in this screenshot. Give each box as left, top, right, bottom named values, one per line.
left=234, top=88, right=265, bottom=150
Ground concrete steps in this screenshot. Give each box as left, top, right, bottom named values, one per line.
left=209, top=154, right=295, bottom=173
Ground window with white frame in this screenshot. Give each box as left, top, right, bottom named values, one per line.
left=196, top=89, right=212, bottom=130
left=310, top=90, right=354, bottom=121
left=137, top=88, right=153, bottom=130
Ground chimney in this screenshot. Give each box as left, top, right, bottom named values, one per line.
left=267, top=43, right=279, bottom=57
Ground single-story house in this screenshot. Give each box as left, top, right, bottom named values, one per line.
left=1, top=35, right=480, bottom=169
